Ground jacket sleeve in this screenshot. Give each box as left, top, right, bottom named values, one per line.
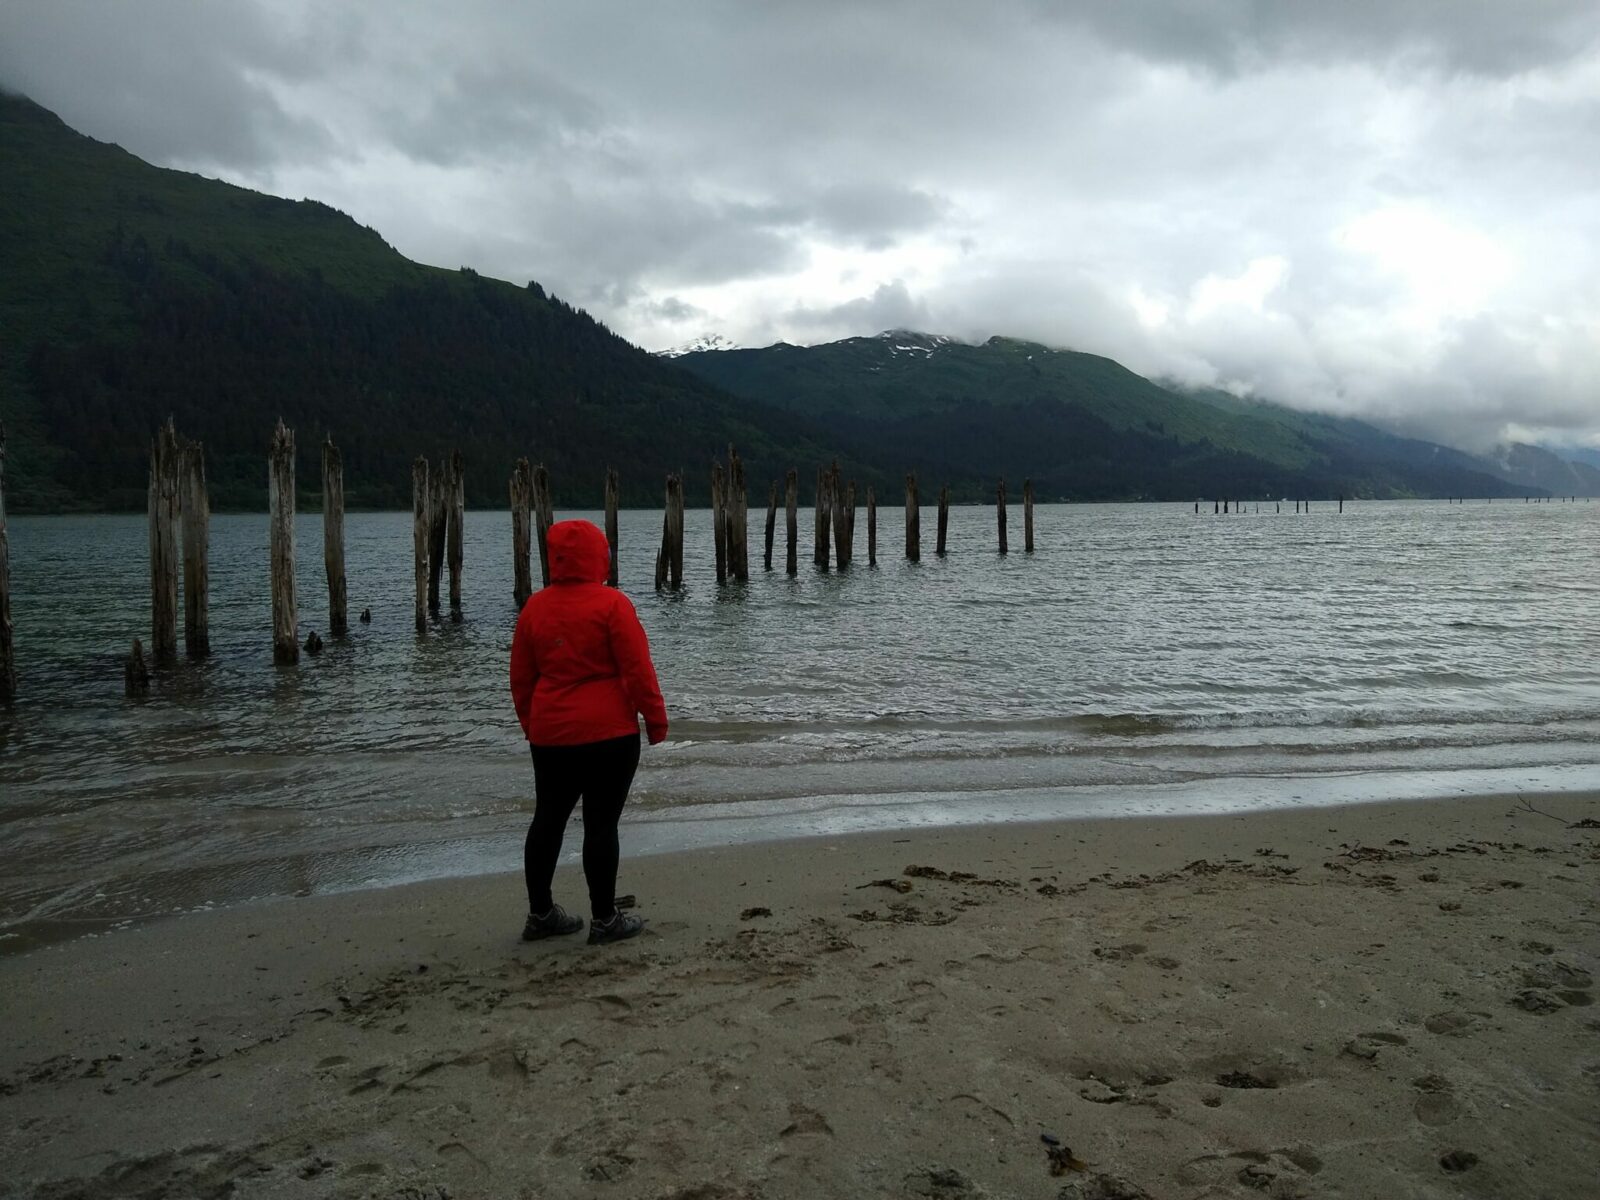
left=607, top=593, right=669, bottom=743
left=509, top=601, right=539, bottom=739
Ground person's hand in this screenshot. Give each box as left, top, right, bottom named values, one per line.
left=647, top=721, right=668, bottom=745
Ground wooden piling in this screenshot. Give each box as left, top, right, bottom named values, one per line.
left=728, top=445, right=748, bottom=582
left=0, top=424, right=13, bottom=703
left=175, top=437, right=211, bottom=656
left=867, top=486, right=877, bottom=567
left=712, top=460, right=728, bottom=585
left=447, top=450, right=464, bottom=620
left=321, top=438, right=346, bottom=638
left=124, top=637, right=150, bottom=698
left=427, top=460, right=447, bottom=614
left=532, top=464, right=554, bottom=588
left=510, top=459, right=533, bottom=606
left=997, top=477, right=1009, bottom=555
left=814, top=467, right=832, bottom=570
left=784, top=469, right=798, bottom=577
left=412, top=457, right=429, bottom=634
left=905, top=472, right=920, bottom=563
left=830, top=463, right=848, bottom=569
left=763, top=481, right=778, bottom=571
left=148, top=420, right=180, bottom=668
left=604, top=467, right=619, bottom=587
left=1023, top=478, right=1035, bottom=553
left=269, top=419, right=298, bottom=664
left=665, top=473, right=684, bottom=589
left=937, top=484, right=949, bottom=556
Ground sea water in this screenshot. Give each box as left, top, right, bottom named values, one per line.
left=3, top=500, right=1598, bottom=948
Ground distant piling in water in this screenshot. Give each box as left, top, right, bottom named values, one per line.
left=937, top=484, right=949, bottom=556
left=997, top=477, right=1008, bottom=554
left=322, top=439, right=346, bottom=638
left=784, top=469, right=798, bottom=577
left=728, top=445, right=748, bottom=582
left=0, top=424, right=14, bottom=704
left=532, top=464, right=554, bottom=588
left=1023, top=479, right=1035, bottom=552
left=867, top=486, right=877, bottom=567
left=426, top=459, right=447, bottom=615
left=447, top=450, right=465, bottom=619
left=510, top=458, right=533, bottom=606
left=763, top=480, right=777, bottom=571
left=269, top=419, right=298, bottom=663
left=657, top=472, right=684, bottom=591
left=712, top=459, right=728, bottom=585
left=179, top=434, right=210, bottom=656
left=411, top=456, right=429, bottom=636
left=605, top=467, right=620, bottom=587
left=148, top=420, right=180, bottom=669
left=905, top=472, right=920, bottom=562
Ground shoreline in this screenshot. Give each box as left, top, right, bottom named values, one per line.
left=3, top=790, right=1595, bottom=1198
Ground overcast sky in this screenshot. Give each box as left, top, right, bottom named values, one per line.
left=4, top=1, right=1598, bottom=450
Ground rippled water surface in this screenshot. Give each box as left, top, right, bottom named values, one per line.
left=3, top=500, right=1598, bottom=947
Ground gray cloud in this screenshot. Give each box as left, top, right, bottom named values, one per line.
left=2, top=0, right=1596, bottom=449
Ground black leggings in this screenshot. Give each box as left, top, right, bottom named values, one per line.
left=524, top=733, right=641, bottom=921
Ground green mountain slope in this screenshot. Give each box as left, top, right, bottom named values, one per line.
left=678, top=332, right=1532, bottom=500
left=0, top=94, right=854, bottom=510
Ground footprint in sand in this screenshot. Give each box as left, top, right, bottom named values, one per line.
left=1412, top=1075, right=1464, bottom=1126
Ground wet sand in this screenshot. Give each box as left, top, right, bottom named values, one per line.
left=1, top=791, right=1596, bottom=1199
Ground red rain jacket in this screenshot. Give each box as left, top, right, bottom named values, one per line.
left=510, top=520, right=669, bottom=747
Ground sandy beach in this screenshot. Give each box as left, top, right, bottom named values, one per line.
left=1, top=791, right=1595, bottom=1199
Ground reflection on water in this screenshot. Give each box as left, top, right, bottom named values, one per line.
left=3, top=499, right=1599, bottom=947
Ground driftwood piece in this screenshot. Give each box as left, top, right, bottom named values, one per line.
left=148, top=420, right=180, bottom=668
left=321, top=438, right=346, bottom=637
left=785, top=469, right=798, bottom=577
left=532, top=464, right=554, bottom=588
left=1023, top=477, right=1035, bottom=553
left=510, top=458, right=533, bottom=606
left=124, top=637, right=150, bottom=698
left=447, top=449, right=465, bottom=620
left=763, top=480, right=777, bottom=571
left=412, top=456, right=429, bottom=635
left=937, top=483, right=949, bottom=556
left=269, top=419, right=298, bottom=664
left=997, top=476, right=1008, bottom=555
left=604, top=467, right=619, bottom=587
left=905, top=472, right=920, bottom=563
left=0, top=424, right=13, bottom=703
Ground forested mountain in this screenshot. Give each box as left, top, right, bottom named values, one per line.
left=677, top=332, right=1532, bottom=501
left=0, top=94, right=856, bottom=511
left=0, top=94, right=1554, bottom=511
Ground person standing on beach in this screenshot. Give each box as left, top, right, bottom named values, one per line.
left=510, top=519, right=669, bottom=945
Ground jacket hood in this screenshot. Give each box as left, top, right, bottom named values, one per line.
left=547, top=519, right=611, bottom=584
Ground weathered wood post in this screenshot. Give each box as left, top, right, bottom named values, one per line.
left=905, top=472, right=920, bottom=562
left=411, top=457, right=429, bottom=634
left=843, top=479, right=857, bottom=568
left=830, top=463, right=848, bottom=569
left=124, top=638, right=150, bottom=698
left=321, top=438, right=346, bottom=638
left=1338, top=493, right=1344, bottom=514
left=997, top=477, right=1009, bottom=555
left=510, top=458, right=533, bottom=606
left=447, top=449, right=465, bottom=620
left=0, top=425, right=13, bottom=703
left=937, top=484, right=949, bottom=556
left=427, top=459, right=447, bottom=614
left=763, top=481, right=778, bottom=571
left=532, top=464, right=554, bottom=587
left=654, top=509, right=667, bottom=592
left=867, top=486, right=877, bottom=567
left=1023, top=478, right=1035, bottom=553
left=712, top=460, right=728, bottom=585
left=604, top=467, right=619, bottom=587
left=148, top=420, right=180, bottom=668
left=814, top=466, right=832, bottom=570
left=728, top=445, right=748, bottom=581
left=177, top=437, right=211, bottom=656
left=666, top=472, right=684, bottom=589
left=269, top=419, right=298, bottom=664
left=784, top=469, right=798, bottom=577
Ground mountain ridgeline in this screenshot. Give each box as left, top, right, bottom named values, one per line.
left=1, top=93, right=1575, bottom=512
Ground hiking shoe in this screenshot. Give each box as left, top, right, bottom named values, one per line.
left=587, top=911, right=646, bottom=945
left=522, top=904, right=584, bottom=941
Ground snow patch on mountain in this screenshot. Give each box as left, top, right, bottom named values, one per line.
left=656, top=333, right=740, bottom=357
